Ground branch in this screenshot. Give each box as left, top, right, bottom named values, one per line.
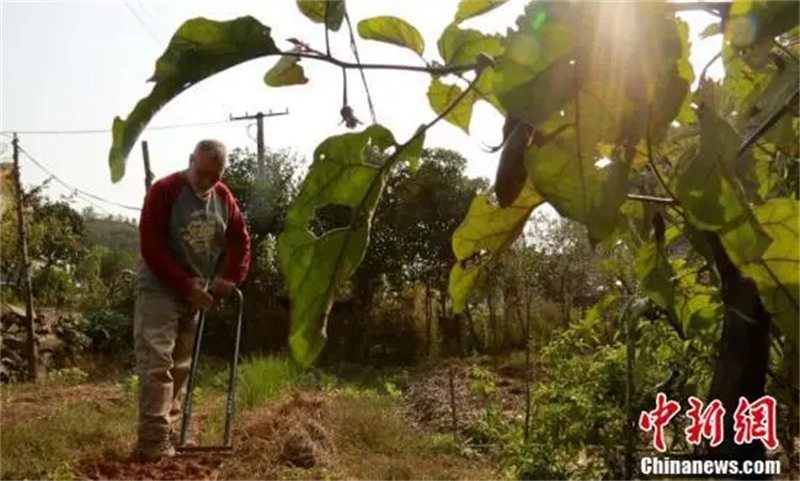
left=279, top=49, right=477, bottom=75
left=700, top=52, right=722, bottom=82
left=627, top=193, right=678, bottom=205
left=668, top=2, right=727, bottom=15
left=647, top=132, right=678, bottom=201
left=344, top=11, right=377, bottom=124
left=774, top=38, right=799, bottom=64
left=420, top=68, right=485, bottom=133
left=324, top=1, right=331, bottom=57
left=767, top=368, right=800, bottom=402
left=738, top=90, right=800, bottom=157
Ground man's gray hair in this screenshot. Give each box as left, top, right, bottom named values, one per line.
left=193, top=139, right=227, bottom=163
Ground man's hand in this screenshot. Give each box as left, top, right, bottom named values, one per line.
left=187, top=281, right=214, bottom=312
left=212, top=278, right=237, bottom=298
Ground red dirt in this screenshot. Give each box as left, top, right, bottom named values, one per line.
left=78, top=454, right=224, bottom=481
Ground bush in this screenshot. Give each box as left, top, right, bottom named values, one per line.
left=500, top=313, right=699, bottom=480
left=32, top=266, right=78, bottom=308
left=81, top=309, right=132, bottom=357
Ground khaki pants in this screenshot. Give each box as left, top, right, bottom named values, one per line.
left=133, top=287, right=197, bottom=448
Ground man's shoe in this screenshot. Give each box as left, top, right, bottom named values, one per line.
left=135, top=440, right=176, bottom=461
left=170, top=429, right=198, bottom=449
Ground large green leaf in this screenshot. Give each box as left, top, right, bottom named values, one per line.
left=438, top=25, right=504, bottom=67
left=108, top=16, right=279, bottom=182
left=676, top=292, right=719, bottom=336
left=264, top=49, right=308, bottom=87
left=673, top=103, right=771, bottom=265
left=727, top=1, right=799, bottom=49
left=357, top=16, right=424, bottom=56
left=741, top=198, right=800, bottom=344
left=278, top=125, right=425, bottom=366
left=493, top=2, right=691, bottom=241
left=296, top=0, right=345, bottom=31
left=473, top=67, right=505, bottom=114
left=449, top=184, right=542, bottom=313
left=739, top=62, right=799, bottom=155
left=452, top=0, right=509, bottom=25
left=525, top=86, right=633, bottom=242
left=427, top=79, right=477, bottom=134
left=636, top=239, right=675, bottom=312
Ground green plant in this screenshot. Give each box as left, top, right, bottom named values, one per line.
left=81, top=309, right=133, bottom=356
left=46, top=367, right=89, bottom=387
left=382, top=381, right=402, bottom=398
left=236, top=355, right=301, bottom=409
left=120, top=374, right=139, bottom=400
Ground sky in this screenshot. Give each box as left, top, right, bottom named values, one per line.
left=0, top=0, right=722, bottom=221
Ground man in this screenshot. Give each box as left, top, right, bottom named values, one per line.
left=134, top=139, right=251, bottom=460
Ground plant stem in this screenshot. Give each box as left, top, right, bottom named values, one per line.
left=279, top=50, right=477, bottom=75
left=627, top=193, right=677, bottom=205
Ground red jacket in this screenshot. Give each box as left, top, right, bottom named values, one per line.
left=138, top=171, right=251, bottom=298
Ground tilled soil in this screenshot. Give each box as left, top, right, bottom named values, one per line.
left=75, top=391, right=334, bottom=481
left=79, top=455, right=224, bottom=481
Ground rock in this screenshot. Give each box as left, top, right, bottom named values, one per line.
left=39, top=336, right=64, bottom=353
left=1, top=333, right=27, bottom=352
left=1, top=304, right=26, bottom=318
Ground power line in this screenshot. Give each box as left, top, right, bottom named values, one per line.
left=124, top=2, right=161, bottom=47
left=1, top=119, right=235, bottom=136
left=16, top=145, right=141, bottom=212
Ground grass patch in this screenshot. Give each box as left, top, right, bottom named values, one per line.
left=0, top=394, right=135, bottom=480
left=329, top=392, right=496, bottom=480
left=235, top=355, right=302, bottom=409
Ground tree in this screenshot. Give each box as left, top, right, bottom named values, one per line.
left=1, top=191, right=87, bottom=306
left=107, top=0, right=798, bottom=464
left=224, top=147, right=302, bottom=246
left=349, top=148, right=488, bottom=358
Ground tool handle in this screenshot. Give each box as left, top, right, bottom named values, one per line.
left=223, top=288, right=244, bottom=448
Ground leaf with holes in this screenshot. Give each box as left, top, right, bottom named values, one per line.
left=357, top=16, right=425, bottom=56
left=108, top=16, right=279, bottom=182
left=741, top=198, right=800, bottom=344
left=438, top=25, right=504, bottom=67
left=265, top=48, right=308, bottom=87
left=453, top=0, right=509, bottom=25
left=278, top=125, right=425, bottom=366
left=449, top=184, right=542, bottom=313
left=296, top=0, right=345, bottom=31
left=427, top=79, right=477, bottom=133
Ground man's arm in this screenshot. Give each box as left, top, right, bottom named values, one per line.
left=139, top=179, right=196, bottom=298
left=218, top=185, right=251, bottom=286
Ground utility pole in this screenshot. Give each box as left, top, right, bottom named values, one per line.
left=141, top=140, right=154, bottom=192
left=11, top=134, right=38, bottom=382
left=229, top=109, right=289, bottom=178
